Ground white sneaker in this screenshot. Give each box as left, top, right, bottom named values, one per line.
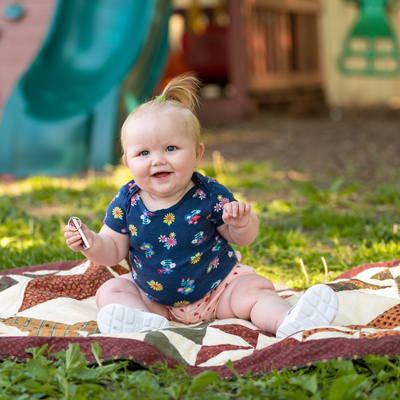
left=276, top=284, right=338, bottom=339
left=97, top=303, right=170, bottom=334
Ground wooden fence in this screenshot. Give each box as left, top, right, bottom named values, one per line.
left=242, top=0, right=322, bottom=95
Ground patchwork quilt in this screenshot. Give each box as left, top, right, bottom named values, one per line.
left=1, top=258, right=400, bottom=378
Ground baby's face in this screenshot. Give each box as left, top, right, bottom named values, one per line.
left=123, top=111, right=203, bottom=203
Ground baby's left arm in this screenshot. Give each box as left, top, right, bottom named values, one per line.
left=217, top=201, right=259, bottom=246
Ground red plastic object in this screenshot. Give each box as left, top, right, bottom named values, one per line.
left=182, top=26, right=229, bottom=85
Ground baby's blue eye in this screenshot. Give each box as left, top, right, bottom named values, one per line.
left=139, top=150, right=149, bottom=156
left=166, top=146, right=176, bottom=152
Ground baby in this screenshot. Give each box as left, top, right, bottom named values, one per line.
left=65, top=74, right=338, bottom=338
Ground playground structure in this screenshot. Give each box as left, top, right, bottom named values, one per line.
left=321, top=0, right=400, bottom=106
left=338, top=0, right=400, bottom=76
left=164, top=0, right=324, bottom=122
left=0, top=0, right=400, bottom=177
left=167, top=0, right=400, bottom=114
left=0, top=0, right=170, bottom=177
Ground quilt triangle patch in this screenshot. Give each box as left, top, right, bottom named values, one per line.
left=0, top=276, right=18, bottom=292
left=211, top=323, right=264, bottom=347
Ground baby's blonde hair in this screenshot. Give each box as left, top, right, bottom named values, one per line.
left=120, top=74, right=203, bottom=155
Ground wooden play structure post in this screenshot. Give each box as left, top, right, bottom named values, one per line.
left=195, top=0, right=248, bottom=125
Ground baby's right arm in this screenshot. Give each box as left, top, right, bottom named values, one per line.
left=64, top=223, right=130, bottom=266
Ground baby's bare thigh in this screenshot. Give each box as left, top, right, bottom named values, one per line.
left=98, top=272, right=137, bottom=292
left=95, top=273, right=139, bottom=306
left=101, top=273, right=170, bottom=319
left=217, top=273, right=276, bottom=320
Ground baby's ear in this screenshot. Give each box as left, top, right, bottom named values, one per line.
left=122, top=155, right=128, bottom=167
left=195, top=144, right=204, bottom=167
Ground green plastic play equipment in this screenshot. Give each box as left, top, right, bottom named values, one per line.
left=338, top=0, right=400, bottom=76
left=0, top=0, right=171, bottom=177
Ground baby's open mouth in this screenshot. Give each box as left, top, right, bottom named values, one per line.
left=152, top=172, right=171, bottom=179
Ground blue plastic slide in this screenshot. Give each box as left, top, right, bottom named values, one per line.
left=0, top=0, right=171, bottom=176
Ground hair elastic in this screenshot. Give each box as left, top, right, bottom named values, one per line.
left=155, top=95, right=165, bottom=102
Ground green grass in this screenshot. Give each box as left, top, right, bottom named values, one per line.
left=1, top=160, right=400, bottom=398
left=1, top=343, right=400, bottom=399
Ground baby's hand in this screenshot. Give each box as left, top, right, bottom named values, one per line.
left=64, top=222, right=93, bottom=252
left=222, top=201, right=251, bottom=228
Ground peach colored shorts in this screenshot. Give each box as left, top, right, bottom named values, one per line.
left=165, top=263, right=256, bottom=324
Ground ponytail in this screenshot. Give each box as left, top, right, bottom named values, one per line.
left=156, top=74, right=201, bottom=112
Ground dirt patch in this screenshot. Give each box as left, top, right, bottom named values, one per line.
left=201, top=110, right=400, bottom=185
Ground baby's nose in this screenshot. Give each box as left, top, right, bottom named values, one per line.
left=151, top=153, right=167, bottom=166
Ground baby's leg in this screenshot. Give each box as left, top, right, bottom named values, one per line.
left=96, top=273, right=167, bottom=315
left=96, top=274, right=146, bottom=310
left=96, top=273, right=170, bottom=333
left=217, top=272, right=338, bottom=337
left=217, top=273, right=291, bottom=334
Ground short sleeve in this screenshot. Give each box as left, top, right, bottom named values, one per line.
left=209, top=179, right=236, bottom=227
left=104, top=190, right=129, bottom=235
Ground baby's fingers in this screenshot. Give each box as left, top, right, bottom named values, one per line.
left=231, top=202, right=250, bottom=218
left=236, top=202, right=248, bottom=218
left=242, top=203, right=251, bottom=216
left=222, top=203, right=233, bottom=220
left=65, top=231, right=84, bottom=251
